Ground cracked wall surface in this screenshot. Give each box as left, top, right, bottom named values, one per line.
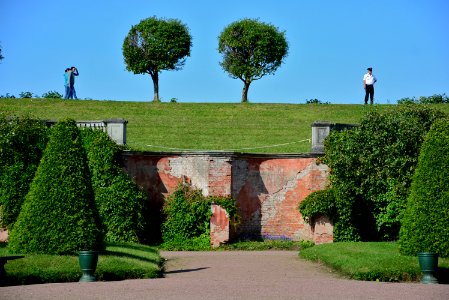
left=122, top=152, right=332, bottom=243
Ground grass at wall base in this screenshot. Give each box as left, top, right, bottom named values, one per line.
left=299, top=242, right=449, bottom=283
left=0, top=242, right=162, bottom=286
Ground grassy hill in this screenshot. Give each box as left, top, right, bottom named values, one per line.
left=2, top=99, right=449, bottom=153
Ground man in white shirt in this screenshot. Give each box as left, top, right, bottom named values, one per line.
left=363, top=67, right=377, bottom=104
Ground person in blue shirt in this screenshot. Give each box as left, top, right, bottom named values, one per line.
left=63, top=68, right=70, bottom=99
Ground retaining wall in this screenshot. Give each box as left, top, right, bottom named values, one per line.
left=122, top=151, right=332, bottom=244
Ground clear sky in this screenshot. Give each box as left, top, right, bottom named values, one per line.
left=1, top=0, right=448, bottom=104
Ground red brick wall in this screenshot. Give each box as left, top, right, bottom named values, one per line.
left=122, top=152, right=332, bottom=243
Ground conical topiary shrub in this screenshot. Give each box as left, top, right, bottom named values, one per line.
left=398, top=119, right=449, bottom=257
left=8, top=119, right=104, bottom=254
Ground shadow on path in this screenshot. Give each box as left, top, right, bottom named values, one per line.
left=164, top=267, right=209, bottom=275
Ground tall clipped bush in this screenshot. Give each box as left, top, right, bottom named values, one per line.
left=81, top=128, right=147, bottom=243
left=0, top=114, right=48, bottom=228
left=324, top=105, right=446, bottom=241
left=399, top=119, right=449, bottom=257
left=8, top=119, right=104, bottom=254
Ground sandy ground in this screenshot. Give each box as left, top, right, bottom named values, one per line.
left=1, top=251, right=448, bottom=300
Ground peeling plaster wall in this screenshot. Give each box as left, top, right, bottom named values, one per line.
left=122, top=151, right=332, bottom=243
left=232, top=157, right=329, bottom=241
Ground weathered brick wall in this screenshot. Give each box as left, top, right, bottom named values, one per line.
left=231, top=155, right=330, bottom=241
left=122, top=151, right=332, bottom=243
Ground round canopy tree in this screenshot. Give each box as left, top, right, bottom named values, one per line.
left=218, top=18, right=288, bottom=103
left=122, top=17, right=192, bottom=102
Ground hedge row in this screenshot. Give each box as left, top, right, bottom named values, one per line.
left=0, top=114, right=48, bottom=228
left=2, top=117, right=150, bottom=254
left=300, top=105, right=447, bottom=243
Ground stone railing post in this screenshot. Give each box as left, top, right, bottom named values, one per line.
left=311, top=121, right=358, bottom=154
left=46, top=118, right=128, bottom=145
left=311, top=121, right=332, bottom=154
left=104, top=118, right=128, bottom=145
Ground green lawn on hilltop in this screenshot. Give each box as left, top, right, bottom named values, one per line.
left=2, top=99, right=449, bottom=153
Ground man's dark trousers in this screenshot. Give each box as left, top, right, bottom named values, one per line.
left=365, top=84, right=374, bottom=104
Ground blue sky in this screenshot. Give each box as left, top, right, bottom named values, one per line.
left=1, top=0, right=448, bottom=103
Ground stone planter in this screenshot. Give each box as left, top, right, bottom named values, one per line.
left=79, top=250, right=98, bottom=282
left=418, top=252, right=438, bottom=284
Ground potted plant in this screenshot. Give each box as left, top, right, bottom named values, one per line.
left=79, top=250, right=99, bottom=282
left=417, top=252, right=438, bottom=284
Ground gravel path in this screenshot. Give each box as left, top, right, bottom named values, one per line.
left=1, top=251, right=448, bottom=300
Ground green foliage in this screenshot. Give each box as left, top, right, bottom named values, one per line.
left=397, top=93, right=449, bottom=104
left=218, top=18, right=288, bottom=102
left=0, top=115, right=48, bottom=228
left=8, top=119, right=104, bottom=254
left=81, top=128, right=148, bottom=243
left=0, top=93, right=16, bottom=99
left=19, top=91, right=33, bottom=98
left=161, top=184, right=238, bottom=250
left=298, top=189, right=336, bottom=224
left=122, top=16, right=192, bottom=102
left=41, top=90, right=63, bottom=99
left=399, top=119, right=449, bottom=257
left=1, top=242, right=162, bottom=285
left=324, top=105, right=446, bottom=241
left=305, top=98, right=330, bottom=104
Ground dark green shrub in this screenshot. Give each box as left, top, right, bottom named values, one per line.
left=81, top=128, right=147, bottom=243
left=8, top=119, right=104, bottom=254
left=0, top=115, right=48, bottom=228
left=41, top=91, right=63, bottom=99
left=19, top=92, right=33, bottom=98
left=298, top=189, right=336, bottom=223
left=0, top=93, right=16, bottom=99
left=324, top=105, right=446, bottom=241
left=305, top=98, right=330, bottom=104
left=161, top=184, right=237, bottom=250
left=397, top=93, right=449, bottom=104
left=399, top=119, right=449, bottom=257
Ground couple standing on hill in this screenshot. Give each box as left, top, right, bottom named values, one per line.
left=64, top=66, right=79, bottom=99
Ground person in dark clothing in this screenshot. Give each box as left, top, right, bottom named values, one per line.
left=363, top=67, right=377, bottom=104
left=68, top=66, right=79, bottom=99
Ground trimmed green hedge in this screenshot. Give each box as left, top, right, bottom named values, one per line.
left=399, top=119, right=449, bottom=257
left=81, top=128, right=148, bottom=243
left=8, top=119, right=104, bottom=254
left=324, top=105, right=446, bottom=241
left=0, top=115, right=48, bottom=228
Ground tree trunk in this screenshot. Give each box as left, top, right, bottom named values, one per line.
left=241, top=80, right=251, bottom=103
left=150, top=72, right=160, bottom=102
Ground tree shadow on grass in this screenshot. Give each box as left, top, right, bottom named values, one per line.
left=104, top=250, right=160, bottom=265
left=106, top=242, right=159, bottom=254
